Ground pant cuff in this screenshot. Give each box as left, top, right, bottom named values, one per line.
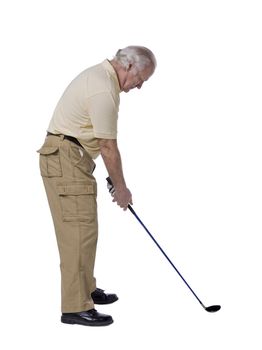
left=62, top=301, right=94, bottom=313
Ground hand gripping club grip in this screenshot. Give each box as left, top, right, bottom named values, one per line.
left=106, top=177, right=133, bottom=211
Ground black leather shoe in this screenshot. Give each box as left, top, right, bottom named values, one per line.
left=91, top=288, right=118, bottom=305
left=61, top=309, right=113, bottom=326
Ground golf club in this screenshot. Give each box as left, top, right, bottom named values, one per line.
left=106, top=177, right=221, bottom=313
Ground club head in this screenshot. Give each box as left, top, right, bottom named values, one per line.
left=205, top=305, right=221, bottom=313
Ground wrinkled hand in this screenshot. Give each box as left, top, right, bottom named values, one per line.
left=112, top=187, right=133, bottom=211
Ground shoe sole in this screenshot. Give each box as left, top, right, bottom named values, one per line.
left=93, top=297, right=119, bottom=305
left=61, top=317, right=113, bottom=327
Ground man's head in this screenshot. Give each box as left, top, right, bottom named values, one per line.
left=110, top=46, right=157, bottom=93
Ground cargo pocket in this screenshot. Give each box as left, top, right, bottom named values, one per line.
left=57, top=181, right=97, bottom=222
left=37, top=146, right=62, bottom=177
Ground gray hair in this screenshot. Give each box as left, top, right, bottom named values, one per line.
left=114, top=46, right=157, bottom=71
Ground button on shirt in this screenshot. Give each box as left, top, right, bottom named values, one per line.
left=47, top=59, right=121, bottom=159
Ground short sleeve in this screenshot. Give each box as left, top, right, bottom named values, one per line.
left=87, top=92, right=118, bottom=139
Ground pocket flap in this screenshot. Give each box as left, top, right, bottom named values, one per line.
left=37, top=146, right=59, bottom=155
left=57, top=182, right=95, bottom=196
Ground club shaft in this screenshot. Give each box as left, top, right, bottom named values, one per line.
left=128, top=204, right=205, bottom=307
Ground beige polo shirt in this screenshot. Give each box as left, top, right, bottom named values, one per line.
left=47, top=60, right=121, bottom=159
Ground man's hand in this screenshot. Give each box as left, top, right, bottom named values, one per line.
left=112, top=186, right=133, bottom=211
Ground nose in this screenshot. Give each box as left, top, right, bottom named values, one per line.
left=137, top=82, right=144, bottom=89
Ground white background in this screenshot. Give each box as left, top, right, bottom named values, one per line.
left=0, top=0, right=261, bottom=349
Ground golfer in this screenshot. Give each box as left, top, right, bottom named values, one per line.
left=37, top=46, right=156, bottom=326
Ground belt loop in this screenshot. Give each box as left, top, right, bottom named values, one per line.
left=59, top=134, right=65, bottom=140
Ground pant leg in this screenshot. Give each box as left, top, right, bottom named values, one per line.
left=37, top=134, right=98, bottom=313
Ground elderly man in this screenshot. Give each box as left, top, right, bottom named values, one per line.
left=37, top=46, right=156, bottom=327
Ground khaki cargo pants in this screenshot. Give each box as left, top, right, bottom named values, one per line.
left=37, top=134, right=97, bottom=313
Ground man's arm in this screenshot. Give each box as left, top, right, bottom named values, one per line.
left=98, top=138, right=132, bottom=210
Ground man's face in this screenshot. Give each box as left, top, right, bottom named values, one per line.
left=121, top=64, right=154, bottom=93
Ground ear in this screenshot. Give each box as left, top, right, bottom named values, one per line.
left=127, top=63, right=133, bottom=71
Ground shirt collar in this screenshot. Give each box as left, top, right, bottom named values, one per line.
left=102, top=59, right=121, bottom=93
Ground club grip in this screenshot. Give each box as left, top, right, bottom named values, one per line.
left=106, top=177, right=113, bottom=186
left=106, top=177, right=115, bottom=194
